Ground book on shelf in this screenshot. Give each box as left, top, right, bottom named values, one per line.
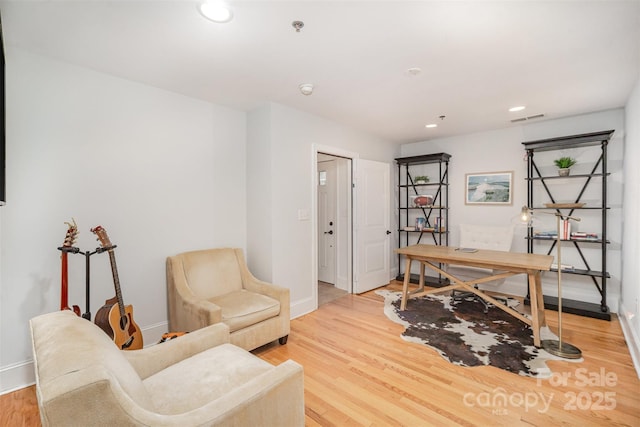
left=570, top=231, right=599, bottom=239
left=562, top=219, right=571, bottom=240
left=534, top=230, right=557, bottom=239
left=534, top=227, right=600, bottom=241
left=551, top=263, right=575, bottom=272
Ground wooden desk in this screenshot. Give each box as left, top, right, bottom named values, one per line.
left=396, top=244, right=553, bottom=347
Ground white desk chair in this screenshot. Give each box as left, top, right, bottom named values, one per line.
left=449, top=224, right=515, bottom=312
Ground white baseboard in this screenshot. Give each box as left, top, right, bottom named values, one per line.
left=143, top=321, right=170, bottom=347
left=291, top=295, right=316, bottom=319
left=0, top=360, right=35, bottom=395
left=618, top=301, right=640, bottom=378
left=0, top=321, right=170, bottom=395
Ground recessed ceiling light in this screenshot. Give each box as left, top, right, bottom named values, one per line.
left=509, top=106, right=526, bottom=112
left=199, top=1, right=234, bottom=23
left=407, top=67, right=422, bottom=76
left=299, top=83, right=314, bottom=96
left=425, top=124, right=438, bottom=128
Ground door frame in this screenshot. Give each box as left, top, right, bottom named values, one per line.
left=312, top=145, right=357, bottom=310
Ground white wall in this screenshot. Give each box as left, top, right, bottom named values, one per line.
left=246, top=107, right=273, bottom=282
left=246, top=103, right=397, bottom=318
left=0, top=49, right=247, bottom=392
left=620, top=74, right=640, bottom=374
left=400, top=110, right=624, bottom=313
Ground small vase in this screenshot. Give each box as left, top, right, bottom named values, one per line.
left=558, top=168, right=570, bottom=177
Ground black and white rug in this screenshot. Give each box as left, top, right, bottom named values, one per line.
left=377, top=290, right=582, bottom=378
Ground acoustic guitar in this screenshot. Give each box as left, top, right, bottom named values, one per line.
left=92, top=225, right=143, bottom=350
left=60, top=219, right=81, bottom=316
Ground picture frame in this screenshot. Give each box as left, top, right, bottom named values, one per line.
left=465, top=171, right=513, bottom=205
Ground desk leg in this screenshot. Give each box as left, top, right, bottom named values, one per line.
left=528, top=271, right=544, bottom=347
left=418, top=262, right=425, bottom=293
left=534, top=272, right=546, bottom=327
left=401, top=258, right=412, bottom=311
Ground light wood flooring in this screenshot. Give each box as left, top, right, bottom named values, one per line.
left=2, top=281, right=639, bottom=426
left=318, top=280, right=348, bottom=306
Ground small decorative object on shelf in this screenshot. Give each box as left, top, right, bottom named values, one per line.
left=414, top=175, right=429, bottom=184
left=413, top=195, right=433, bottom=207
left=553, top=156, right=577, bottom=176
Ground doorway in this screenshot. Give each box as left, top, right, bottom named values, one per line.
left=313, top=147, right=392, bottom=309
left=317, top=153, right=351, bottom=306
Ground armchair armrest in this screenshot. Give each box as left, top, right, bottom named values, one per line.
left=124, top=323, right=230, bottom=379
left=237, top=249, right=289, bottom=303
left=243, top=276, right=289, bottom=302
left=184, top=359, right=304, bottom=426
left=181, top=296, right=223, bottom=328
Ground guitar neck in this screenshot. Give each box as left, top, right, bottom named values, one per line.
left=60, top=252, right=69, bottom=310
left=106, top=249, right=126, bottom=319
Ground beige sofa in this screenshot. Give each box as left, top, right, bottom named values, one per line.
left=167, top=248, right=290, bottom=351
left=30, top=310, right=304, bottom=426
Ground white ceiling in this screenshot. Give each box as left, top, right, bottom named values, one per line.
left=1, top=1, right=639, bottom=144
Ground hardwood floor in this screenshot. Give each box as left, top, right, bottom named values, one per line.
left=318, top=280, right=348, bottom=306
left=3, top=281, right=639, bottom=426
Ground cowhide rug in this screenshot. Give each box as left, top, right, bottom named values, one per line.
left=377, top=290, right=582, bottom=378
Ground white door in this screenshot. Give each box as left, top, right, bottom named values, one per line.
left=354, top=159, right=391, bottom=293
left=318, top=159, right=337, bottom=284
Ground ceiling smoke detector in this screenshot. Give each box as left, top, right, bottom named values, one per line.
left=292, top=21, right=304, bottom=32
left=299, top=83, right=314, bottom=96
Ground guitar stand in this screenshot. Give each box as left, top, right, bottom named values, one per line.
left=58, top=245, right=117, bottom=321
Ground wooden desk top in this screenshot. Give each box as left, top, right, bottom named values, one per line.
left=396, top=244, right=553, bottom=273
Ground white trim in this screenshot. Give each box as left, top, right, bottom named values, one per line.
left=291, top=296, right=317, bottom=320
left=618, top=300, right=640, bottom=378
left=312, top=144, right=359, bottom=311
left=0, top=360, right=35, bottom=395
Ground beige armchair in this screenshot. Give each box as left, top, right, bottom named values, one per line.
left=30, top=310, right=304, bottom=426
left=167, top=248, right=290, bottom=351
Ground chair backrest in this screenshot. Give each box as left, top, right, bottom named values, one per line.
left=175, top=248, right=244, bottom=299
left=459, top=224, right=514, bottom=252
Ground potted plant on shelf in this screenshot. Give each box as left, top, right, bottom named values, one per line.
left=554, top=157, right=577, bottom=176
left=414, top=175, right=429, bottom=184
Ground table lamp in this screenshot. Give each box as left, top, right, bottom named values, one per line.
left=519, top=206, right=582, bottom=359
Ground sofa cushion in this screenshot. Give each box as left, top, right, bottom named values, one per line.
left=143, top=343, right=273, bottom=415
left=209, top=289, right=280, bottom=333
left=30, top=311, right=156, bottom=412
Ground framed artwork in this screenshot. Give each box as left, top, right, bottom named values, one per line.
left=465, top=171, right=513, bottom=205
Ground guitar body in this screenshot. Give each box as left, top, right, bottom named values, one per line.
left=91, top=225, right=143, bottom=351
left=94, top=297, right=143, bottom=350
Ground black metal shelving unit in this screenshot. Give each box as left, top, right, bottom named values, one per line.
left=395, top=153, right=451, bottom=286
left=522, top=130, right=614, bottom=320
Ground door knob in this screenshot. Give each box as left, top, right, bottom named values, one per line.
left=324, top=230, right=334, bottom=235
left=386, top=230, right=392, bottom=235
